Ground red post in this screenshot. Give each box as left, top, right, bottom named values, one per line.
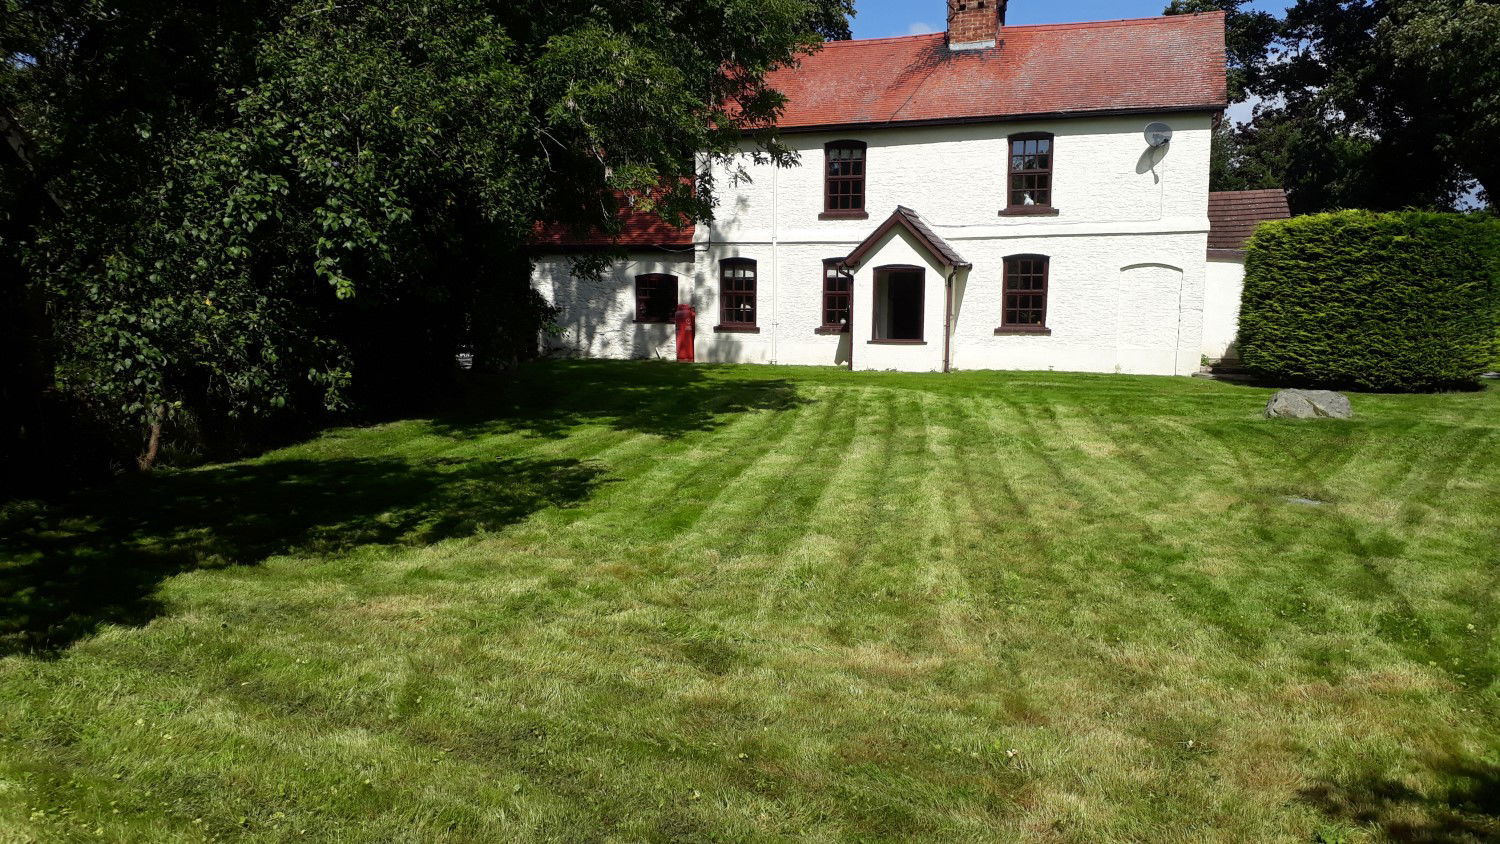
left=674, top=304, right=696, bottom=362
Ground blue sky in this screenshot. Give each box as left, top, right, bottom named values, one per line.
left=850, top=0, right=1287, bottom=39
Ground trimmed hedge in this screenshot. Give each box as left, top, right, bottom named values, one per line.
left=1238, top=210, right=1500, bottom=391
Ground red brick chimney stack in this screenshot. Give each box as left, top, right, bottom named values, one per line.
left=947, top=0, right=1006, bottom=50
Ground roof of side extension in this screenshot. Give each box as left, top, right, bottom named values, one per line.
left=1208, top=189, right=1291, bottom=252
left=532, top=195, right=696, bottom=250
left=767, top=13, right=1228, bottom=131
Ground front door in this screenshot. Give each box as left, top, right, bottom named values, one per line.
left=874, top=268, right=925, bottom=341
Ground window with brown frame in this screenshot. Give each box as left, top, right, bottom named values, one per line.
left=824, top=141, right=867, bottom=217
left=635, top=274, right=678, bottom=323
left=821, top=260, right=852, bottom=331
left=719, top=258, right=757, bottom=329
left=1000, top=255, right=1049, bottom=331
left=1007, top=133, right=1054, bottom=210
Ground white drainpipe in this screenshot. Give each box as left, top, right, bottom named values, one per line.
left=769, top=162, right=780, bottom=365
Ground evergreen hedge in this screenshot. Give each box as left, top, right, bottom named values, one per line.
left=1238, top=210, right=1500, bottom=391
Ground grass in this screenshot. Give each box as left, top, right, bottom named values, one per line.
left=1, top=360, right=1497, bottom=842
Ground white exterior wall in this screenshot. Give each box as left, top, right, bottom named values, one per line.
left=1202, top=256, right=1247, bottom=362
left=534, top=112, right=1216, bottom=375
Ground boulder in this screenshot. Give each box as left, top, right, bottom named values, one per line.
left=1265, top=389, right=1353, bottom=420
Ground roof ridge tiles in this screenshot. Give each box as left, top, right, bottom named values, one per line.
left=812, top=12, right=1224, bottom=49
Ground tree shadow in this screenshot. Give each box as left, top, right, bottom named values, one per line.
left=432, top=359, right=811, bottom=441
left=1301, top=757, right=1500, bottom=843
left=0, top=455, right=608, bottom=657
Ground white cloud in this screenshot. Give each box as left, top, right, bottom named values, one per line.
left=906, top=21, right=938, bottom=35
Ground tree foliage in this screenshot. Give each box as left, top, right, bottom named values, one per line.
left=1169, top=0, right=1497, bottom=212
left=1, top=0, right=854, bottom=475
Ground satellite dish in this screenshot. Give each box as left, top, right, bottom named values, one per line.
left=1145, top=122, right=1174, bottom=148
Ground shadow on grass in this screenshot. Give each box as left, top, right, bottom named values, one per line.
left=0, top=455, right=607, bottom=657
left=1, top=359, right=812, bottom=657
left=433, top=359, right=811, bottom=440
left=1303, top=757, right=1500, bottom=843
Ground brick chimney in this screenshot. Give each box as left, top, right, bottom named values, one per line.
left=947, top=0, right=1006, bottom=50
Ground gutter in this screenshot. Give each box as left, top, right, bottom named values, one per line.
left=773, top=105, right=1225, bottom=136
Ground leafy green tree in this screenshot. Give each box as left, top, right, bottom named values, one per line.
left=2, top=0, right=854, bottom=473
left=1171, top=0, right=1494, bottom=212
left=1380, top=0, right=1500, bottom=207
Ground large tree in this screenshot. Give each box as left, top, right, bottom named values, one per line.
left=1169, top=0, right=1496, bottom=212
left=1, top=0, right=854, bottom=474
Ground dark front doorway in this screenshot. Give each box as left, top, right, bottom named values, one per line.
left=873, top=267, right=925, bottom=341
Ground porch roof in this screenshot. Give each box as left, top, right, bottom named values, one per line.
left=843, top=206, right=971, bottom=272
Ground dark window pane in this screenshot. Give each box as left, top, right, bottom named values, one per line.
left=1007, top=135, right=1054, bottom=209
left=636, top=275, right=678, bottom=322
left=1001, top=256, right=1049, bottom=328
left=721, top=261, right=758, bottom=327
left=826, top=142, right=867, bottom=213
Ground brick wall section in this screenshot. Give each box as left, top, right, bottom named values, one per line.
left=948, top=0, right=1000, bottom=46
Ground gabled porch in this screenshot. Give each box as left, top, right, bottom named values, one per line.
left=841, top=206, right=971, bottom=373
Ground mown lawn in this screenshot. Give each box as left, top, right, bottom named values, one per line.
left=2, top=361, right=1497, bottom=842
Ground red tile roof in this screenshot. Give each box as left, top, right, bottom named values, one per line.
left=768, top=13, right=1228, bottom=130
left=1208, top=189, right=1291, bottom=252
left=532, top=201, right=695, bottom=250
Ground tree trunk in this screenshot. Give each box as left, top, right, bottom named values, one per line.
left=137, top=407, right=166, bottom=473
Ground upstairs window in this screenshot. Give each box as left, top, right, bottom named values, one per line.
left=635, top=274, right=678, bottom=323
left=821, top=260, right=852, bottom=331
left=1000, top=255, right=1050, bottom=331
left=719, top=258, right=758, bottom=329
left=1006, top=133, right=1054, bottom=211
left=824, top=141, right=867, bottom=217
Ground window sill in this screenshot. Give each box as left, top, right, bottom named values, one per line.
left=814, top=326, right=850, bottom=335
left=714, top=325, right=761, bottom=334
left=633, top=318, right=674, bottom=325
left=819, top=211, right=870, bottom=220
left=868, top=339, right=927, bottom=345
left=998, top=207, right=1060, bottom=217
left=994, top=326, right=1052, bottom=336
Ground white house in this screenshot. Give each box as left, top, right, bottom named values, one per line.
left=532, top=2, right=1279, bottom=375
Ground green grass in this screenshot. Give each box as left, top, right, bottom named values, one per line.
left=2, top=361, right=1498, bottom=842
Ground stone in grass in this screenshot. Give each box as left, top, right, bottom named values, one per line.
left=1264, top=389, right=1353, bottom=420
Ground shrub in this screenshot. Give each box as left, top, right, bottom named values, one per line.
left=1238, top=210, right=1500, bottom=391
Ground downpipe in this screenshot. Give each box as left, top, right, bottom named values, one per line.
left=943, top=268, right=955, bottom=373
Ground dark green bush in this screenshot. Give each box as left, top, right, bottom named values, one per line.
left=1238, top=210, right=1500, bottom=391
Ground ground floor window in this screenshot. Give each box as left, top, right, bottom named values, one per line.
left=822, top=260, right=852, bottom=330
left=719, top=258, right=757, bottom=329
left=872, top=266, right=924, bottom=341
left=635, top=274, right=678, bottom=323
left=1001, top=255, right=1049, bottom=330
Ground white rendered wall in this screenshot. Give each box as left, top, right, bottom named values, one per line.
left=534, top=253, right=695, bottom=361
left=534, top=112, right=1216, bottom=375
left=1202, top=256, right=1246, bottom=362
left=947, top=234, right=1204, bottom=376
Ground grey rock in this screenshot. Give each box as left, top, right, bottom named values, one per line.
left=1265, top=389, right=1353, bottom=420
